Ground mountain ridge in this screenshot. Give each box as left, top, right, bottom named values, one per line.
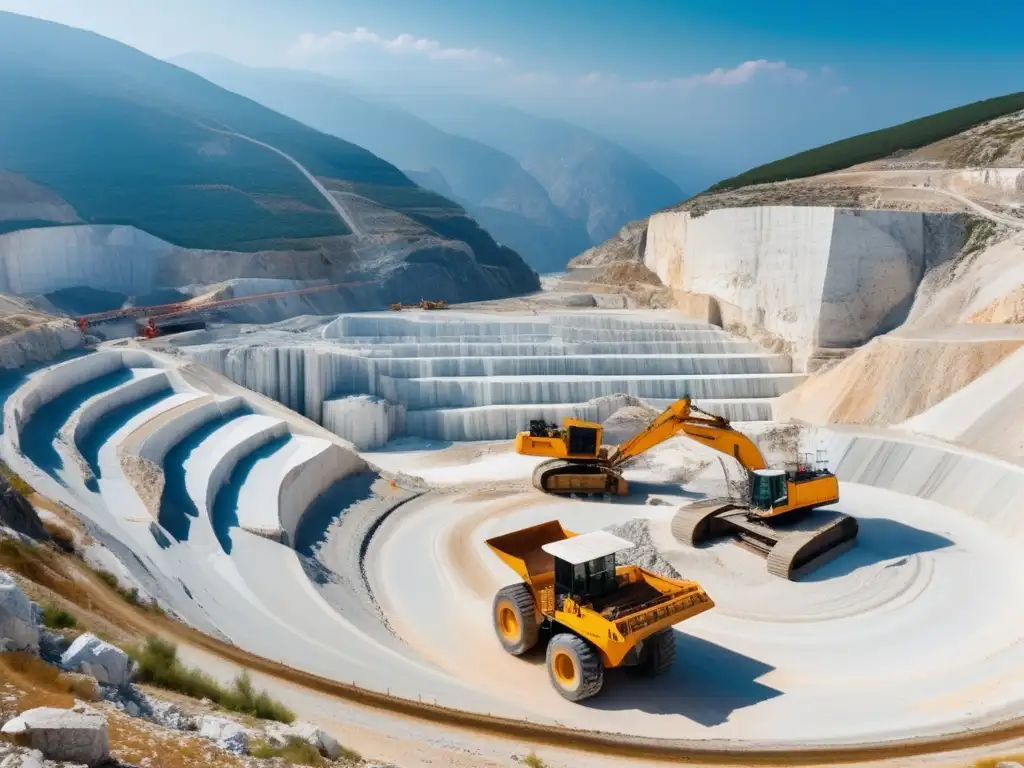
left=171, top=53, right=589, bottom=273
left=0, top=11, right=538, bottom=305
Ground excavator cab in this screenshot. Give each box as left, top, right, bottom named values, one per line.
left=749, top=469, right=789, bottom=512
left=517, top=418, right=603, bottom=460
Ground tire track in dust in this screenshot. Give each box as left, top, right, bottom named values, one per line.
left=444, top=489, right=553, bottom=600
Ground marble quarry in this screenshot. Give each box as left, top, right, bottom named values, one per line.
left=643, top=206, right=967, bottom=367
left=166, top=310, right=802, bottom=448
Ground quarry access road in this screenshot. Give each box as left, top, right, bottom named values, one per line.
left=825, top=167, right=1024, bottom=229
left=201, top=125, right=366, bottom=237
left=10, top=335, right=1024, bottom=766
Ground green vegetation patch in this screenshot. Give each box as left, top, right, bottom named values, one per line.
left=709, top=92, right=1024, bottom=192
left=40, top=602, right=77, bottom=630
left=130, top=636, right=295, bottom=723
left=249, top=737, right=325, bottom=766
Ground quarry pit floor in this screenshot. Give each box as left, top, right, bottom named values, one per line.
left=3, top=304, right=1024, bottom=764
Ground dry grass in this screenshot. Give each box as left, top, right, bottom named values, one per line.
left=0, top=538, right=92, bottom=607
left=43, top=520, right=77, bottom=553
left=106, top=710, right=245, bottom=768
left=0, top=459, right=34, bottom=497
left=0, top=652, right=96, bottom=707
left=93, top=568, right=165, bottom=616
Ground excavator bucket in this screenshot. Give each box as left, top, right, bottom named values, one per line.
left=485, top=520, right=577, bottom=584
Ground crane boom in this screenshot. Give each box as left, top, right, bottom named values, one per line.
left=609, top=398, right=767, bottom=471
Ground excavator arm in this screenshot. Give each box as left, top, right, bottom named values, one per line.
left=609, top=398, right=767, bottom=471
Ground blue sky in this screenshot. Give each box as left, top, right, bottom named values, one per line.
left=2, top=0, right=1022, bottom=178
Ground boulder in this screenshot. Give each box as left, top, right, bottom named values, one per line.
left=0, top=707, right=109, bottom=766
left=0, top=476, right=48, bottom=541
left=149, top=700, right=195, bottom=731
left=0, top=571, right=40, bottom=652
left=273, top=722, right=341, bottom=760
left=199, top=716, right=248, bottom=755
left=60, top=633, right=132, bottom=687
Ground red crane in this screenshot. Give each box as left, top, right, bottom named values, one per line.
left=77, top=281, right=372, bottom=338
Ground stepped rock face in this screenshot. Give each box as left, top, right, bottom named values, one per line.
left=169, top=310, right=795, bottom=445
left=0, top=226, right=171, bottom=296
left=643, top=206, right=966, bottom=367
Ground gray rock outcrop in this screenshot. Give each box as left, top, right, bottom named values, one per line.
left=199, top=716, right=248, bottom=754
left=60, top=633, right=132, bottom=687
left=0, top=707, right=109, bottom=766
left=0, top=475, right=49, bottom=541
left=0, top=571, right=40, bottom=652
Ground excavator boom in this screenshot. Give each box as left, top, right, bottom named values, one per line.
left=514, top=396, right=857, bottom=580
left=609, top=398, right=767, bottom=471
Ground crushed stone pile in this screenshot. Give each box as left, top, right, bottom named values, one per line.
left=603, top=518, right=681, bottom=579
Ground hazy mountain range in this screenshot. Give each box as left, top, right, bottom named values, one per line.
left=172, top=54, right=685, bottom=273
left=0, top=11, right=538, bottom=302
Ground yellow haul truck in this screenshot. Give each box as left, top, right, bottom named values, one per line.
left=485, top=520, right=714, bottom=701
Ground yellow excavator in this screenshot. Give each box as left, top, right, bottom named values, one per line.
left=486, top=520, right=713, bottom=701
left=515, top=398, right=858, bottom=579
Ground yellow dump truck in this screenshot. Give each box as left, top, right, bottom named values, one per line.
left=485, top=520, right=714, bottom=701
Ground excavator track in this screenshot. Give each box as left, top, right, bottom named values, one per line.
left=763, top=511, right=859, bottom=580
left=531, top=459, right=625, bottom=495
left=669, top=499, right=740, bottom=546
left=671, top=503, right=859, bottom=581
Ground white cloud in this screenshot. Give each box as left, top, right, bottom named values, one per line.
left=289, top=27, right=505, bottom=66
left=659, top=59, right=808, bottom=89
left=561, top=60, right=810, bottom=94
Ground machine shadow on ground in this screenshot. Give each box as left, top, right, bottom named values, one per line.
left=620, top=480, right=707, bottom=502
left=157, top=410, right=248, bottom=545
left=586, top=631, right=781, bottom=725
left=79, top=389, right=172, bottom=490
left=211, top=434, right=292, bottom=553
left=804, top=516, right=953, bottom=581
left=293, top=472, right=379, bottom=559
left=18, top=368, right=133, bottom=478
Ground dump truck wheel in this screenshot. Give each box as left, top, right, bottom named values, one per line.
left=546, top=634, right=603, bottom=701
left=492, top=584, right=539, bottom=656
left=631, top=628, right=676, bottom=677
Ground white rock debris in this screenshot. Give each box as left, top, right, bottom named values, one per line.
left=603, top=519, right=681, bottom=579
left=61, top=634, right=133, bottom=688
left=266, top=722, right=341, bottom=760
left=0, top=571, right=40, bottom=653
left=0, top=707, right=109, bottom=767
left=199, top=716, right=249, bottom=755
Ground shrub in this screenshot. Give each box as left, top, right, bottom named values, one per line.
left=92, top=569, right=165, bottom=615
left=249, top=737, right=324, bottom=766
left=130, top=637, right=294, bottom=723
left=41, top=603, right=77, bottom=630
left=94, top=569, right=119, bottom=590
left=223, top=672, right=295, bottom=724
left=523, top=754, right=549, bottom=768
